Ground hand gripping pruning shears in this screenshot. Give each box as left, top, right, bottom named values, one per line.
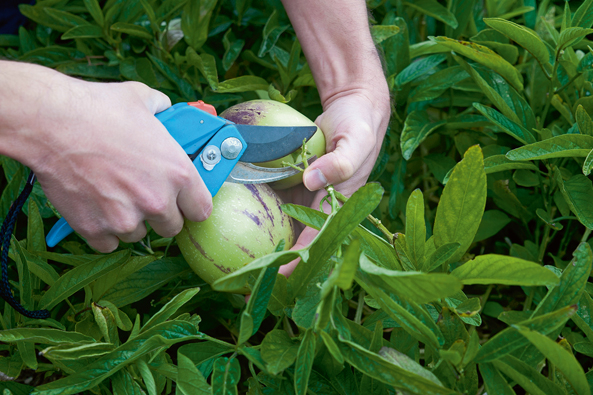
left=0, top=101, right=316, bottom=319
left=45, top=100, right=318, bottom=247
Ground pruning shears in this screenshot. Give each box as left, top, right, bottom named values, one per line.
left=45, top=100, right=318, bottom=248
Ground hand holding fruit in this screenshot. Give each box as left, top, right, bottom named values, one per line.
left=0, top=61, right=212, bottom=253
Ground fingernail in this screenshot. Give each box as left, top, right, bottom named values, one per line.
left=304, top=169, right=328, bottom=191
left=202, top=204, right=213, bottom=220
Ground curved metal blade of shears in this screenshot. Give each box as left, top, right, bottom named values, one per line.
left=227, top=156, right=317, bottom=184
left=233, top=125, right=318, bottom=163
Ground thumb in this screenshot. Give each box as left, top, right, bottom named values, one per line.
left=303, top=122, right=375, bottom=191
left=123, top=81, right=171, bottom=114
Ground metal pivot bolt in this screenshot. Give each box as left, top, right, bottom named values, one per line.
left=201, top=145, right=221, bottom=171
left=221, top=137, right=243, bottom=160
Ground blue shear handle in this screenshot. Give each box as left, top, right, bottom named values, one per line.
left=46, top=218, right=73, bottom=248
left=46, top=103, right=246, bottom=248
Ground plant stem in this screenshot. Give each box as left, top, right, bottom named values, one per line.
left=581, top=227, right=592, bottom=243
left=523, top=288, right=535, bottom=312
left=354, top=290, right=366, bottom=324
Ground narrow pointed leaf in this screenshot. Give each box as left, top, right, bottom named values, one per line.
left=450, top=254, right=560, bottom=286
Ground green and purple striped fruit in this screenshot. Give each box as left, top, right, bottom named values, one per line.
left=176, top=182, right=295, bottom=293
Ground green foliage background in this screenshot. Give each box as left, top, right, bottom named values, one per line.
left=3, top=0, right=593, bottom=394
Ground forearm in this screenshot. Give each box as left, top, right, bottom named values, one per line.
left=281, top=0, right=388, bottom=107
left=0, top=60, right=72, bottom=169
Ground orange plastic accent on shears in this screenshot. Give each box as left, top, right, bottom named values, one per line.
left=188, top=100, right=217, bottom=116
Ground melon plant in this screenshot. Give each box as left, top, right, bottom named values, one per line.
left=1, top=1, right=593, bottom=395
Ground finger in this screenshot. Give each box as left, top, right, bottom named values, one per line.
left=147, top=208, right=185, bottom=238
left=116, top=222, right=148, bottom=244
left=302, top=122, right=375, bottom=191
left=279, top=226, right=319, bottom=277
left=176, top=167, right=213, bottom=223
left=124, top=81, right=171, bottom=114
left=85, top=234, right=120, bottom=254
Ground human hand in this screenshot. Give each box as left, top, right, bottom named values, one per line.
left=6, top=66, right=212, bottom=253
left=277, top=88, right=391, bottom=276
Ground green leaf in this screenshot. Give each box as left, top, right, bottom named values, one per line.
left=371, top=25, right=400, bottom=45
left=359, top=254, right=462, bottom=303
left=557, top=27, right=593, bottom=51
left=506, top=135, right=593, bottom=161
left=102, top=257, right=192, bottom=308
left=176, top=352, right=210, bottom=394
left=222, top=30, right=245, bottom=71
left=432, top=36, right=523, bottom=91
left=141, top=287, right=200, bottom=333
left=261, top=330, right=299, bottom=375
left=483, top=18, right=550, bottom=70
left=475, top=305, right=577, bottom=362
left=181, top=0, right=217, bottom=50
left=473, top=210, right=511, bottom=243
left=213, top=249, right=300, bottom=292
left=454, top=56, right=535, bottom=130
left=434, top=145, right=487, bottom=263
left=405, top=189, right=426, bottom=269
left=211, top=357, right=241, bottom=395
left=483, top=155, right=539, bottom=176
left=0, top=328, right=96, bottom=345
left=533, top=242, right=593, bottom=317
left=450, top=254, right=560, bottom=286
left=136, top=359, right=156, bottom=395
left=258, top=10, right=289, bottom=57
left=294, top=329, right=316, bottom=395
left=408, top=66, right=469, bottom=103
left=61, top=24, right=103, bottom=40
left=357, top=277, right=443, bottom=349
left=177, top=341, right=234, bottom=367
left=42, top=342, right=114, bottom=360
left=400, top=111, right=446, bottom=160
left=394, top=53, right=447, bottom=87
left=479, top=363, right=517, bottom=395
left=56, top=62, right=120, bottom=79
left=424, top=242, right=461, bottom=272
left=319, top=331, right=344, bottom=365
left=323, top=239, right=360, bottom=292
left=83, top=0, right=104, bottom=27
left=515, top=325, right=590, bottom=395
left=216, top=76, right=269, bottom=93
left=555, top=173, right=593, bottom=229
left=32, top=322, right=203, bottom=395
left=492, top=355, right=567, bottom=395
left=39, top=250, right=131, bottom=310
left=473, top=103, right=536, bottom=144
left=239, top=266, right=278, bottom=344
left=577, top=105, right=593, bottom=137
left=110, top=22, right=152, bottom=40
left=288, top=183, right=384, bottom=299
left=147, top=53, right=195, bottom=101
left=336, top=336, right=456, bottom=394
left=403, top=0, right=458, bottom=28
left=186, top=48, right=219, bottom=89
left=111, top=370, right=145, bottom=395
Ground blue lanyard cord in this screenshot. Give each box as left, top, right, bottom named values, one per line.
left=0, top=171, right=50, bottom=319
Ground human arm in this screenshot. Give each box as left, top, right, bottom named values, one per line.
left=0, top=60, right=212, bottom=252
left=278, top=0, right=391, bottom=275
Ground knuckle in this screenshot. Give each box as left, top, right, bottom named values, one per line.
left=113, top=216, right=139, bottom=235
left=143, top=197, right=169, bottom=218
